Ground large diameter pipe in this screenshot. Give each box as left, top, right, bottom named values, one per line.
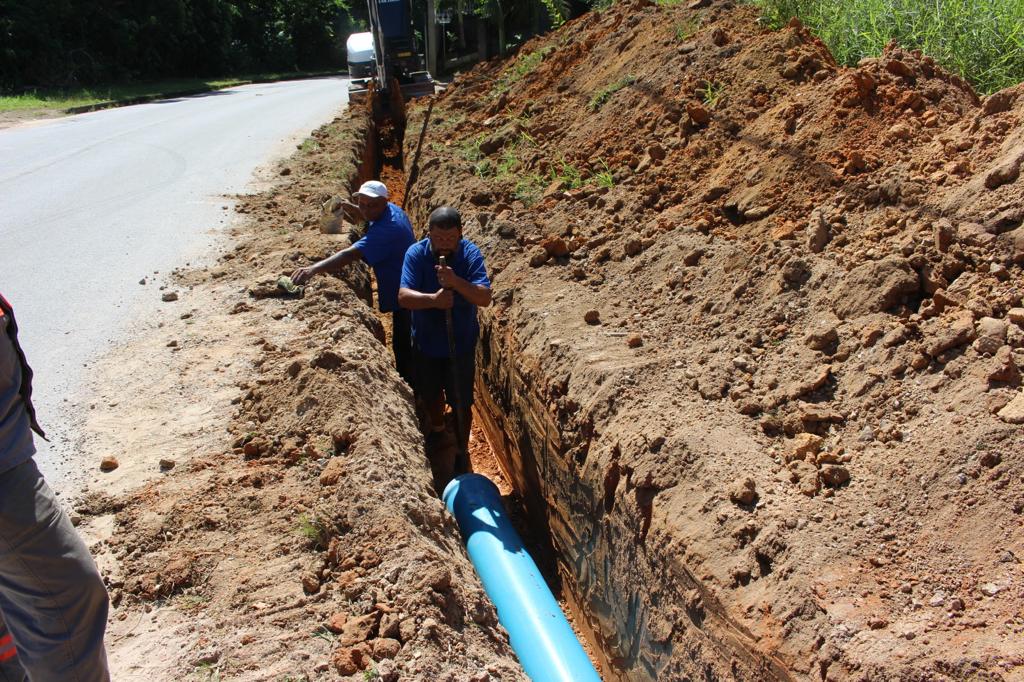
left=442, top=473, right=601, bottom=682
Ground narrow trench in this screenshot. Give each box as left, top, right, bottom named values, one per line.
left=364, top=100, right=610, bottom=679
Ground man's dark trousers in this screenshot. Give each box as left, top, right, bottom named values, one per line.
left=0, top=460, right=109, bottom=682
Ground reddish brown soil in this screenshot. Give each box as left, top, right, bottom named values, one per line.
left=78, top=1, right=1024, bottom=679
left=400, top=0, right=1024, bottom=679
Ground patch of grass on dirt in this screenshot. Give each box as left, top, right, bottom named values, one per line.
left=299, top=138, right=320, bottom=153
left=494, top=46, right=555, bottom=95
left=438, top=112, right=467, bottom=129
left=473, top=159, right=494, bottom=178
left=588, top=74, right=638, bottom=111
left=296, top=513, right=329, bottom=550
left=458, top=134, right=487, bottom=163
left=193, top=661, right=222, bottom=682
left=591, top=159, right=616, bottom=188
left=675, top=17, right=702, bottom=40
left=589, top=0, right=615, bottom=10
left=514, top=174, right=547, bottom=205
left=175, top=592, right=209, bottom=614
left=311, top=625, right=337, bottom=644
left=550, top=157, right=585, bottom=189
left=700, top=80, right=726, bottom=108
left=750, top=0, right=1024, bottom=94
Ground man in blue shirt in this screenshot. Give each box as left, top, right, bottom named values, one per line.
left=398, top=207, right=491, bottom=471
left=292, top=180, right=416, bottom=383
left=0, top=293, right=110, bottom=681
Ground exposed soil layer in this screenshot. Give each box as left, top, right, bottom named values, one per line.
left=402, top=1, right=1024, bottom=679
left=89, top=108, right=527, bottom=680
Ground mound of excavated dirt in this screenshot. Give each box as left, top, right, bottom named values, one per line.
left=87, top=110, right=527, bottom=681
left=402, top=0, right=1024, bottom=679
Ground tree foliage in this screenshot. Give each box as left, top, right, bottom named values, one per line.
left=0, top=0, right=364, bottom=92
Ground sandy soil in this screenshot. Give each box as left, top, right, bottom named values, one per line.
left=0, top=108, right=67, bottom=130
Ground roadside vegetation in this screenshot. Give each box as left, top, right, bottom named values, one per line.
left=0, top=72, right=341, bottom=113
left=751, top=0, right=1024, bottom=94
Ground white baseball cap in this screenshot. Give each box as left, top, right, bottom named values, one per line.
left=354, top=180, right=389, bottom=199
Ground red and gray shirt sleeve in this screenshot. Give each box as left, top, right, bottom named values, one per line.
left=0, top=295, right=42, bottom=475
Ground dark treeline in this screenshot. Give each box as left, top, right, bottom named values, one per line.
left=0, top=0, right=365, bottom=92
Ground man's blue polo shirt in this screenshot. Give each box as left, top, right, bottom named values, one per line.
left=352, top=202, right=415, bottom=312
left=400, top=238, right=490, bottom=358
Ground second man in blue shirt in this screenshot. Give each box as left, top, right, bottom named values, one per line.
left=292, top=180, right=416, bottom=383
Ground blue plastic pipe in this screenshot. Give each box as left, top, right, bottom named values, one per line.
left=442, top=473, right=602, bottom=682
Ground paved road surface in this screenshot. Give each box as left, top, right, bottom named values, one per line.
left=0, top=77, right=348, bottom=485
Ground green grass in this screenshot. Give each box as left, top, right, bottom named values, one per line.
left=675, top=17, right=702, bottom=41
left=0, top=70, right=340, bottom=113
left=458, top=134, right=487, bottom=163
left=296, top=513, right=329, bottom=550
left=194, top=662, right=222, bottom=682
left=494, top=46, right=555, bottom=95
left=550, top=157, right=584, bottom=189
left=591, top=158, right=615, bottom=188
left=175, top=593, right=209, bottom=613
left=700, top=81, right=726, bottom=108
left=514, top=174, right=547, bottom=205
left=588, top=75, right=638, bottom=111
left=749, top=0, right=1024, bottom=95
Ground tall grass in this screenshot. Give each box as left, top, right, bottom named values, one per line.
left=750, top=0, right=1024, bottom=95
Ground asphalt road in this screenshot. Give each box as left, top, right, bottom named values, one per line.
left=0, top=77, right=349, bottom=485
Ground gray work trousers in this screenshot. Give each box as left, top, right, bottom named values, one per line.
left=0, top=459, right=109, bottom=682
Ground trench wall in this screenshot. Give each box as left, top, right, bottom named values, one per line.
left=474, top=312, right=790, bottom=681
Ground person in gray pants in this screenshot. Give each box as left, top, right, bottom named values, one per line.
left=0, top=293, right=109, bottom=682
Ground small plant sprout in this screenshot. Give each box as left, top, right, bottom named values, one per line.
left=675, top=17, right=701, bottom=41
left=297, top=513, right=328, bottom=550
left=700, top=80, right=725, bottom=108
left=493, top=46, right=555, bottom=95
left=591, top=158, right=615, bottom=188
left=588, top=74, right=638, bottom=112
left=550, top=157, right=584, bottom=189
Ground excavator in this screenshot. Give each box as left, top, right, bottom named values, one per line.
left=348, top=0, right=435, bottom=104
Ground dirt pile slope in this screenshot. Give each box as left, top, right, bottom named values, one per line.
left=404, top=0, right=1024, bottom=678
left=88, top=110, right=526, bottom=681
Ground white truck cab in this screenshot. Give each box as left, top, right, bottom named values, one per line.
left=346, top=32, right=375, bottom=79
